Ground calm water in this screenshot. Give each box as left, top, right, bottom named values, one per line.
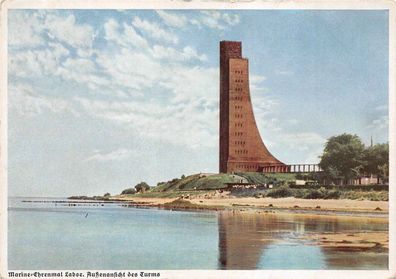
left=8, top=197, right=388, bottom=270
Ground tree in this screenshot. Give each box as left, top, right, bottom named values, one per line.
left=363, top=143, right=389, bottom=176
left=363, top=143, right=389, bottom=182
left=135, top=182, right=150, bottom=193
left=319, top=134, right=365, bottom=184
left=121, top=188, right=136, bottom=195
left=104, top=192, right=111, bottom=197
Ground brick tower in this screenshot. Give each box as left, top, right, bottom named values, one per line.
left=219, top=41, right=286, bottom=173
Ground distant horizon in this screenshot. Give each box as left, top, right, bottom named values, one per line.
left=8, top=9, right=389, bottom=197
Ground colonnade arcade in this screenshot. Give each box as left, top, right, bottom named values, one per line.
left=260, top=164, right=321, bottom=173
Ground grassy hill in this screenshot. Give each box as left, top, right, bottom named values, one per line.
left=115, top=172, right=388, bottom=201
left=150, top=172, right=297, bottom=192
left=152, top=173, right=235, bottom=192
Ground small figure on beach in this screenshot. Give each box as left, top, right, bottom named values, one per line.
left=85, top=213, right=88, bottom=218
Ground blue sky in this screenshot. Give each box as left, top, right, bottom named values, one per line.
left=8, top=9, right=388, bottom=197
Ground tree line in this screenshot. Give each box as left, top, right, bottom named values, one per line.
left=319, top=133, right=388, bottom=185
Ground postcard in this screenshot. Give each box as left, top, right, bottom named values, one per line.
left=1, top=0, right=395, bottom=278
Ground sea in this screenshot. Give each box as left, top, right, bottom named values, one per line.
left=8, top=197, right=388, bottom=270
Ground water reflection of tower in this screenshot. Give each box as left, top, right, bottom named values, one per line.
left=218, top=212, right=278, bottom=269
left=218, top=213, right=336, bottom=269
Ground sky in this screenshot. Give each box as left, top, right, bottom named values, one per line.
left=7, top=9, right=389, bottom=197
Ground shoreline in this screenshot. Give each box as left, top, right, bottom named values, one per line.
left=107, top=195, right=388, bottom=218
left=22, top=196, right=390, bottom=252
left=20, top=196, right=388, bottom=218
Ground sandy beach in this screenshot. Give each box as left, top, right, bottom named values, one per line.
left=113, top=195, right=388, bottom=214
left=190, top=196, right=388, bottom=213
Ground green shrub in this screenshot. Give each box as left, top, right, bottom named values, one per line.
left=266, top=185, right=294, bottom=198
left=324, top=189, right=341, bottom=199
left=340, top=190, right=388, bottom=201
left=121, top=188, right=136, bottom=195
left=292, top=187, right=341, bottom=199
left=303, top=189, right=324, bottom=199
left=293, top=189, right=305, bottom=198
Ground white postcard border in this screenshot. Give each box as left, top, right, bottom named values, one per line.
left=0, top=1, right=395, bottom=278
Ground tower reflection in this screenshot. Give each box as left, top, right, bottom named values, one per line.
left=217, top=211, right=388, bottom=269
left=218, top=211, right=290, bottom=269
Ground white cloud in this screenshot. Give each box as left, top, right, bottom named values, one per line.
left=57, top=57, right=110, bottom=90
left=9, top=11, right=209, bottom=101
left=263, top=131, right=326, bottom=163
left=97, top=34, right=209, bottom=93
left=8, top=12, right=100, bottom=83
left=9, top=45, right=67, bottom=78
left=104, top=19, right=149, bottom=49
left=193, top=11, right=241, bottom=30
left=74, top=95, right=217, bottom=149
left=9, top=46, right=108, bottom=91
left=132, top=17, right=178, bottom=44
left=222, top=13, right=240, bottom=26
left=367, top=115, right=388, bottom=130
left=8, top=11, right=45, bottom=47
left=250, top=90, right=278, bottom=120
left=156, top=10, right=240, bottom=30
left=293, top=144, right=324, bottom=164
left=104, top=18, right=206, bottom=63
left=150, top=45, right=207, bottom=62
left=279, top=132, right=326, bottom=150
left=85, top=148, right=136, bottom=162
left=366, top=104, right=388, bottom=131
left=9, top=11, right=95, bottom=50
left=96, top=48, right=162, bottom=91
left=9, top=51, right=43, bottom=78
left=8, top=10, right=230, bottom=150
left=8, top=83, right=77, bottom=116
left=160, top=66, right=218, bottom=103
left=250, top=74, right=267, bottom=90
left=122, top=22, right=149, bottom=49
left=198, top=11, right=223, bottom=29
left=103, top=18, right=120, bottom=41
left=182, top=46, right=207, bottom=61
left=77, top=48, right=95, bottom=58
left=44, top=14, right=94, bottom=48
left=156, top=10, right=187, bottom=28
left=263, top=118, right=282, bottom=132
left=48, top=42, right=70, bottom=58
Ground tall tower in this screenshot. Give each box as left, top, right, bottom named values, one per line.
left=219, top=41, right=286, bottom=173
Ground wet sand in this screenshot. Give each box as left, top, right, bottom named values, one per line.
left=299, top=231, right=388, bottom=250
